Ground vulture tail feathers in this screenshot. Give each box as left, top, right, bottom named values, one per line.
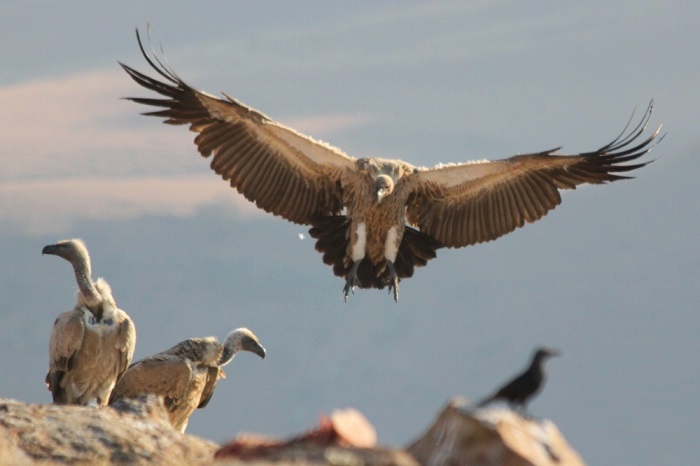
left=309, top=217, right=442, bottom=289
left=402, top=226, right=443, bottom=264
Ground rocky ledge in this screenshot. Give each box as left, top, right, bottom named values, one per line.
left=0, top=396, right=584, bottom=465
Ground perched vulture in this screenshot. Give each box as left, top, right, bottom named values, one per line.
left=43, top=239, right=136, bottom=406
left=477, top=347, right=560, bottom=412
left=109, top=328, right=266, bottom=432
left=121, top=29, right=663, bottom=302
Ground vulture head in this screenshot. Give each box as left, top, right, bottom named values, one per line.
left=375, top=175, right=395, bottom=203
left=42, top=238, right=91, bottom=270
left=42, top=238, right=103, bottom=308
left=218, top=328, right=266, bottom=366
left=358, top=157, right=413, bottom=203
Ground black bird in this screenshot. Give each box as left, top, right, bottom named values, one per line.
left=477, top=347, right=560, bottom=412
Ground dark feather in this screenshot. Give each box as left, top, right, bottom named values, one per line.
left=309, top=216, right=442, bottom=289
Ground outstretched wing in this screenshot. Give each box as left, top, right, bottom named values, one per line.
left=121, top=28, right=356, bottom=225
left=407, top=103, right=663, bottom=248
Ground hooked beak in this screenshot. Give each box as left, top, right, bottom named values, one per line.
left=42, top=244, right=59, bottom=256
left=248, top=343, right=266, bottom=359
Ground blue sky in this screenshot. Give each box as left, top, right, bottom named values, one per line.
left=1, top=2, right=698, bottom=464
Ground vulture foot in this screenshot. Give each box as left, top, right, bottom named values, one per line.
left=342, top=260, right=399, bottom=302
left=387, top=261, right=399, bottom=303
left=343, top=262, right=361, bottom=302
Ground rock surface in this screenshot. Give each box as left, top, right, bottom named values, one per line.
left=215, top=408, right=417, bottom=465
left=0, top=396, right=217, bottom=465
left=0, top=396, right=585, bottom=465
left=408, top=398, right=585, bottom=466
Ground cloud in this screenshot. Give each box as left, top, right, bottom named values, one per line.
left=0, top=67, right=371, bottom=234
left=0, top=176, right=264, bottom=235
left=0, top=68, right=195, bottom=179
left=0, top=68, right=371, bottom=181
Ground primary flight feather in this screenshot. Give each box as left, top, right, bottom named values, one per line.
left=121, top=29, right=663, bottom=302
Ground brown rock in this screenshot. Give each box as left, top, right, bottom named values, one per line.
left=327, top=408, right=377, bottom=448
left=0, top=396, right=584, bottom=466
left=407, top=398, right=586, bottom=466
left=215, top=408, right=417, bottom=466
left=0, top=396, right=218, bottom=465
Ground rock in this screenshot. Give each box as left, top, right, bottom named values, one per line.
left=326, top=408, right=378, bottom=448
left=407, top=398, right=586, bottom=466
left=0, top=396, right=584, bottom=466
left=0, top=396, right=218, bottom=465
left=215, top=408, right=418, bottom=466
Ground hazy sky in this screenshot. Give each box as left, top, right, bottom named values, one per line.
left=1, top=2, right=698, bottom=465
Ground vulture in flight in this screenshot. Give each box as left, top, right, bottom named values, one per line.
left=477, top=347, right=560, bottom=413
left=43, top=239, right=136, bottom=406
left=109, top=328, right=266, bottom=432
left=121, top=29, right=663, bottom=302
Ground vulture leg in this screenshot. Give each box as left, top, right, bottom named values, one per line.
left=343, top=262, right=361, bottom=302
left=386, top=261, right=399, bottom=303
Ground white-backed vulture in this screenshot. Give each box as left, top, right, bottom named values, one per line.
left=43, top=239, right=136, bottom=406
left=121, top=29, right=664, bottom=302
left=109, top=328, right=266, bottom=432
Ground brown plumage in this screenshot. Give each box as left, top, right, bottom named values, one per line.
left=109, top=328, right=265, bottom=432
left=43, top=239, right=136, bottom=406
left=121, top=28, right=663, bottom=302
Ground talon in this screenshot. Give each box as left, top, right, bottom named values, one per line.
left=343, top=262, right=361, bottom=302
left=386, top=261, right=399, bottom=303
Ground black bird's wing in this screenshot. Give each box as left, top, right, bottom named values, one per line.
left=477, top=370, right=539, bottom=407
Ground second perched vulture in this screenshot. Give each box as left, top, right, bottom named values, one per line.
left=43, top=239, right=136, bottom=406
left=109, top=328, right=266, bottom=432
left=121, top=29, right=663, bottom=302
